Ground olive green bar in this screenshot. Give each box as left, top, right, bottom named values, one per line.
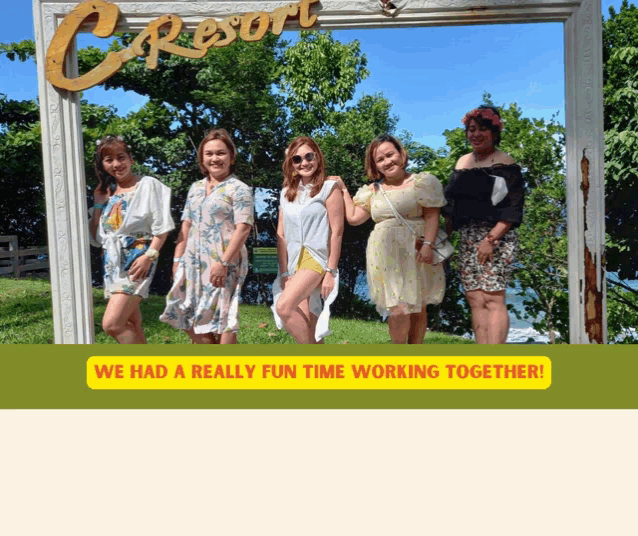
left=0, top=345, right=635, bottom=408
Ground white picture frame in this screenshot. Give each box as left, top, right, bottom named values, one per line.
left=32, top=0, right=605, bottom=343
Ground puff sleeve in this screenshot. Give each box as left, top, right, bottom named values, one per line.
left=414, top=172, right=446, bottom=208
left=352, top=184, right=374, bottom=213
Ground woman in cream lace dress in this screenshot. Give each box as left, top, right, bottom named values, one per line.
left=338, top=135, right=446, bottom=344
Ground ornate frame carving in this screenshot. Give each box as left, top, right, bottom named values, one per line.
left=32, top=0, right=605, bottom=343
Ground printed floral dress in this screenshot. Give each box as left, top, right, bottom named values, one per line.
left=444, top=164, right=524, bottom=292
left=101, top=187, right=154, bottom=298
left=353, top=172, right=446, bottom=318
left=160, top=175, right=254, bottom=334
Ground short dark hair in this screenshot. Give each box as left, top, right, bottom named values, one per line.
left=197, top=128, right=237, bottom=177
left=464, top=105, right=502, bottom=146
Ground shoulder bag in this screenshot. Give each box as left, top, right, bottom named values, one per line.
left=376, top=182, right=454, bottom=265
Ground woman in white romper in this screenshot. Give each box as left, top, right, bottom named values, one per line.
left=272, top=137, right=344, bottom=343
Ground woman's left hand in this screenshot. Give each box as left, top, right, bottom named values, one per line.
left=128, top=254, right=153, bottom=282
left=417, top=244, right=434, bottom=264
left=321, top=272, right=336, bottom=300
left=477, top=239, right=494, bottom=265
left=210, top=261, right=228, bottom=288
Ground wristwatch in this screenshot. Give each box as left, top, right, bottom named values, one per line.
left=144, top=247, right=159, bottom=261
left=220, top=259, right=229, bottom=267
left=325, top=267, right=338, bottom=276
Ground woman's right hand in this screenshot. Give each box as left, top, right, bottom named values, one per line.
left=331, top=176, right=348, bottom=193
left=280, top=275, right=289, bottom=290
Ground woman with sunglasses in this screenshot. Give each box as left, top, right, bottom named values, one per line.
left=271, top=137, right=344, bottom=343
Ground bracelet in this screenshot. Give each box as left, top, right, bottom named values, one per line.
left=325, top=268, right=338, bottom=276
left=144, top=247, right=160, bottom=261
left=485, top=234, right=500, bottom=246
left=173, top=257, right=183, bottom=263
left=94, top=203, right=105, bottom=210
left=421, top=241, right=435, bottom=248
left=281, top=272, right=290, bottom=278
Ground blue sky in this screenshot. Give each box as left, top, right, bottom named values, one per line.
left=1, top=1, right=626, bottom=150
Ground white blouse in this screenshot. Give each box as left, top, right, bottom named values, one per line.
left=91, top=175, right=174, bottom=246
left=271, top=180, right=339, bottom=342
left=90, top=176, right=175, bottom=284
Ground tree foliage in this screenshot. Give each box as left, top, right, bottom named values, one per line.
left=603, top=0, right=638, bottom=279
left=280, top=31, right=369, bottom=136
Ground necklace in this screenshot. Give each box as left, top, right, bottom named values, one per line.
left=473, top=148, right=496, bottom=166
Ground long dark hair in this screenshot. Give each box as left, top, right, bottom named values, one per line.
left=94, top=136, right=133, bottom=195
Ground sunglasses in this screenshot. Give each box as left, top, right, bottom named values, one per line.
left=292, top=152, right=316, bottom=164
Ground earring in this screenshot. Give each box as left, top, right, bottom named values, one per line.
left=292, top=170, right=298, bottom=177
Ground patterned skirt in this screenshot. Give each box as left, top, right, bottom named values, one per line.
left=458, top=222, right=518, bottom=293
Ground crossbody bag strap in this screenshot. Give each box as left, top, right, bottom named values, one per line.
left=375, top=182, right=419, bottom=239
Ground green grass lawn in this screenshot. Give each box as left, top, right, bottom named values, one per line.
left=0, top=277, right=473, bottom=344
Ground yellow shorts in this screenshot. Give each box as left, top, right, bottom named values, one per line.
left=296, top=247, right=324, bottom=275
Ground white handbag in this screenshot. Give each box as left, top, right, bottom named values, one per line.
left=377, top=182, right=454, bottom=265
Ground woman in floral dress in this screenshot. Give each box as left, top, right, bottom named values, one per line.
left=160, top=129, right=254, bottom=344
left=338, top=135, right=446, bottom=344
left=90, top=136, right=175, bottom=344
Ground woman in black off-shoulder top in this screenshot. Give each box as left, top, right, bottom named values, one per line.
left=444, top=106, right=525, bottom=344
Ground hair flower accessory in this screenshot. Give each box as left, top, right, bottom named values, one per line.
left=96, top=135, right=124, bottom=146
left=461, top=108, right=504, bottom=132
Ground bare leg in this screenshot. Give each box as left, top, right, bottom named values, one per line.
left=220, top=332, right=237, bottom=345
left=126, top=306, right=146, bottom=344
left=307, top=304, right=323, bottom=344
left=187, top=330, right=219, bottom=344
left=276, top=270, right=324, bottom=344
left=102, top=293, right=145, bottom=344
left=466, top=290, right=489, bottom=344
left=408, top=310, right=428, bottom=344
left=484, top=290, right=509, bottom=344
left=388, top=309, right=411, bottom=344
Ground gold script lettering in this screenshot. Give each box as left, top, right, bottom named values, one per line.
left=239, top=12, right=271, bottom=42
left=299, top=0, right=320, bottom=27
left=193, top=19, right=220, bottom=50
left=45, top=0, right=126, bottom=92
left=132, top=15, right=206, bottom=69
left=271, top=4, right=299, bottom=36
left=215, top=16, right=241, bottom=48
left=45, top=0, right=320, bottom=92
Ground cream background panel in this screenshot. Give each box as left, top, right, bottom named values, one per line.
left=0, top=410, right=635, bottom=535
